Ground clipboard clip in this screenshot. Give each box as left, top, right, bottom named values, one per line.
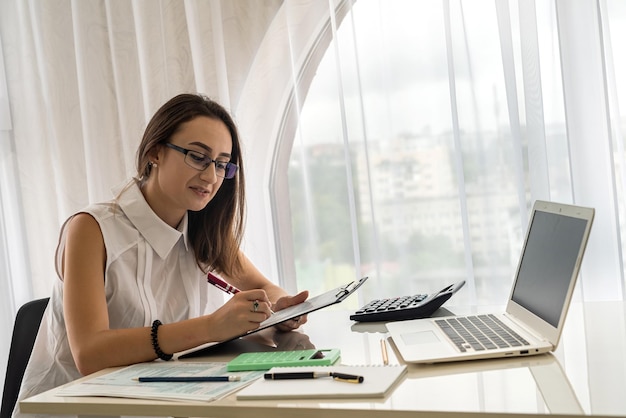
left=335, top=276, right=368, bottom=300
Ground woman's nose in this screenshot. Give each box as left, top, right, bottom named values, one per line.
left=199, top=161, right=218, bottom=183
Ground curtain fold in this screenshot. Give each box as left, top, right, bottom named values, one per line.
left=0, top=30, right=32, bottom=383
left=443, top=0, right=477, bottom=303
left=556, top=0, right=624, bottom=300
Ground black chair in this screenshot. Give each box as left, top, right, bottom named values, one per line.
left=1, top=297, right=49, bottom=418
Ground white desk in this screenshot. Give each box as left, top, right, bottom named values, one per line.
left=20, top=301, right=626, bottom=417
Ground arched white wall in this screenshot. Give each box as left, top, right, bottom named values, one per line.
left=235, top=0, right=351, bottom=291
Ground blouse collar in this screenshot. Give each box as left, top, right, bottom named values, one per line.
left=114, top=180, right=190, bottom=259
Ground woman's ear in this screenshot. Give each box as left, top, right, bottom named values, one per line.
left=149, top=144, right=163, bottom=165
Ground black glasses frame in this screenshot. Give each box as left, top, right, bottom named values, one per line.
left=164, top=143, right=238, bottom=179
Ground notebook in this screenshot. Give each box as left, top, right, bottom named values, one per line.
left=387, top=200, right=594, bottom=364
left=236, top=364, right=407, bottom=400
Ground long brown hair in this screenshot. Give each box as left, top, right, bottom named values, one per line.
left=136, top=93, right=245, bottom=276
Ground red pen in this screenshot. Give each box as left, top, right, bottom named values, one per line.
left=207, top=272, right=240, bottom=294
left=207, top=272, right=275, bottom=315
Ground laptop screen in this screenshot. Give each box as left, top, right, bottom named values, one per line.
left=510, top=210, right=589, bottom=328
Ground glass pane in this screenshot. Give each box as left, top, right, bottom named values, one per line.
left=286, top=0, right=616, bottom=307
left=289, top=0, right=513, bottom=307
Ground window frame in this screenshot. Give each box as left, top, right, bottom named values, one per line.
left=236, top=1, right=353, bottom=293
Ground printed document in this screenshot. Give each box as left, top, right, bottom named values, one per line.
left=56, top=362, right=263, bottom=402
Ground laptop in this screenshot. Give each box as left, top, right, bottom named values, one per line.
left=387, top=200, right=594, bottom=364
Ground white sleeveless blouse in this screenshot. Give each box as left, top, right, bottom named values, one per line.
left=13, top=180, right=224, bottom=418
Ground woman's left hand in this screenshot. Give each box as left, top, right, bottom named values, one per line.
left=273, top=290, right=309, bottom=331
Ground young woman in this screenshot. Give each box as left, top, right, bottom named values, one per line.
left=14, top=94, right=308, bottom=417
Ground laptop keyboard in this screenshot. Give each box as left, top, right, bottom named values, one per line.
left=435, top=314, right=530, bottom=352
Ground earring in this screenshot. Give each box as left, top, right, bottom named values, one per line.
left=151, top=162, right=157, bottom=168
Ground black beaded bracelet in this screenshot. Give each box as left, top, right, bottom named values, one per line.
left=150, top=319, right=173, bottom=361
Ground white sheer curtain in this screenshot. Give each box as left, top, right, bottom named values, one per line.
left=275, top=0, right=625, bottom=307
left=0, top=0, right=286, bottom=379
left=0, top=0, right=624, bottom=381
left=0, top=33, right=32, bottom=380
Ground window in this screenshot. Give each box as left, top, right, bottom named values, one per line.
left=275, top=0, right=626, bottom=307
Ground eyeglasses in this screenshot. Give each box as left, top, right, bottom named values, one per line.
left=164, top=143, right=238, bottom=179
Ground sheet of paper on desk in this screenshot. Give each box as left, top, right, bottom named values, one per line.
left=55, top=362, right=264, bottom=402
left=237, top=364, right=408, bottom=400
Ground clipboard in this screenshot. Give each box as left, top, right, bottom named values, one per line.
left=179, top=277, right=368, bottom=359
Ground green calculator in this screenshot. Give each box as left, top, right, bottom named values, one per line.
left=226, top=349, right=341, bottom=371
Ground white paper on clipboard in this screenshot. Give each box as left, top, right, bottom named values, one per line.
left=179, top=277, right=368, bottom=359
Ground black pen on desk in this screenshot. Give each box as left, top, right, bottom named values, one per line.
left=134, top=376, right=241, bottom=383
left=264, top=371, right=364, bottom=384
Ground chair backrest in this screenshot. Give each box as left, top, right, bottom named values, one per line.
left=1, top=297, right=49, bottom=418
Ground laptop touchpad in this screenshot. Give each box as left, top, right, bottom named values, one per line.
left=401, top=330, right=440, bottom=345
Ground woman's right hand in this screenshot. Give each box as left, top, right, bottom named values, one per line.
left=208, top=290, right=273, bottom=341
